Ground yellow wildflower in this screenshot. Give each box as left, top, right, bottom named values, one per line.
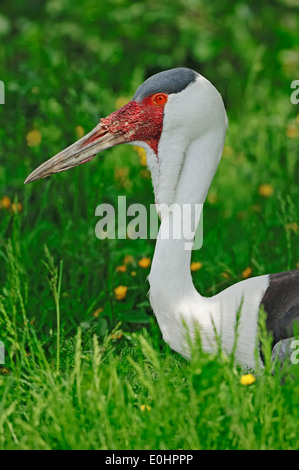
left=286, top=124, right=298, bottom=139
left=138, top=257, right=151, bottom=268
left=93, top=307, right=104, bottom=318
left=111, top=332, right=123, bottom=340
left=116, top=265, right=127, bottom=273
left=114, top=285, right=128, bottom=301
left=242, top=267, right=252, bottom=279
left=140, top=404, right=151, bottom=412
left=124, top=255, right=134, bottom=265
left=134, top=146, right=147, bottom=166
left=131, top=271, right=137, bottom=277
left=11, top=202, right=22, bottom=214
left=0, top=196, right=11, bottom=209
left=190, top=261, right=202, bottom=272
left=258, top=183, right=274, bottom=198
left=26, top=129, right=42, bottom=147
left=285, top=222, right=299, bottom=232
left=75, top=126, right=85, bottom=139
left=240, top=373, right=256, bottom=386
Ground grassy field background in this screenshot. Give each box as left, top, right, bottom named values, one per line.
left=0, top=0, right=299, bottom=450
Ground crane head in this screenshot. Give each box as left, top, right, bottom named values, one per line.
left=24, top=68, right=199, bottom=184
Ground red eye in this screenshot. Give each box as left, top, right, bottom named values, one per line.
left=152, top=93, right=168, bottom=106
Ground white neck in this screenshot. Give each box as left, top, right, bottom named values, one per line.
left=147, top=130, right=269, bottom=368
left=139, top=76, right=269, bottom=368
left=149, top=127, right=226, bottom=301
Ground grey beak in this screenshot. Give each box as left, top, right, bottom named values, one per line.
left=24, top=123, right=126, bottom=184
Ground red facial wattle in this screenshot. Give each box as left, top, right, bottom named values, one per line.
left=98, top=93, right=168, bottom=155
left=24, top=93, right=168, bottom=184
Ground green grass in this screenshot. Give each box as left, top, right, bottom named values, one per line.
left=0, top=0, right=299, bottom=450
left=0, top=98, right=298, bottom=449
left=1, top=244, right=299, bottom=451
left=0, top=253, right=299, bottom=450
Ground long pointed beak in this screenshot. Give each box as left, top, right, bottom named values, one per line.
left=24, top=123, right=126, bottom=184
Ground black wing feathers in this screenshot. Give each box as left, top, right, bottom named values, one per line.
left=261, top=270, right=299, bottom=345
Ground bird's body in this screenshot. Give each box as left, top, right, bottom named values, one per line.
left=149, top=224, right=270, bottom=367
left=25, top=68, right=299, bottom=369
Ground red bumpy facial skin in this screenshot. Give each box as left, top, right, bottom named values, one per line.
left=99, top=93, right=168, bottom=155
